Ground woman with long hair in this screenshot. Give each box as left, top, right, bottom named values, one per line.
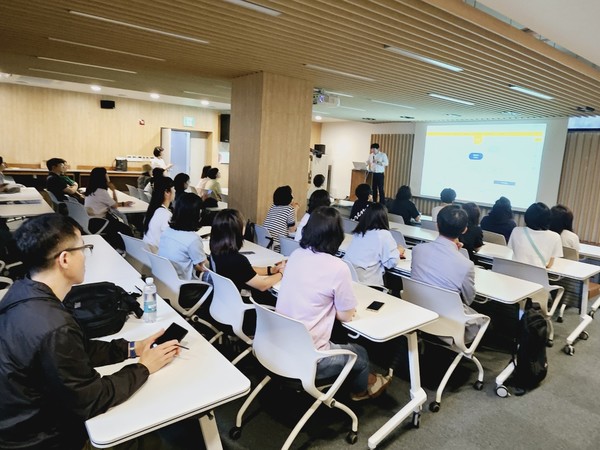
left=158, top=192, right=207, bottom=279
left=389, top=185, right=420, bottom=224
left=295, top=189, right=331, bottom=242
left=143, top=176, right=174, bottom=251
left=343, top=203, right=403, bottom=286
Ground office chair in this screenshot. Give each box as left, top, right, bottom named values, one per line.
left=342, top=218, right=358, bottom=234
left=126, top=184, right=141, bottom=200
left=230, top=301, right=359, bottom=449
left=65, top=202, right=109, bottom=236
left=146, top=251, right=220, bottom=343
left=279, top=235, right=301, bottom=257
left=136, top=188, right=151, bottom=203
left=254, top=224, right=274, bottom=249
left=387, top=213, right=405, bottom=225
left=558, top=247, right=600, bottom=322
left=482, top=230, right=507, bottom=246
left=389, top=229, right=407, bottom=248
left=118, top=233, right=151, bottom=276
left=205, top=269, right=253, bottom=365
left=492, top=257, right=564, bottom=346
left=400, top=276, right=489, bottom=412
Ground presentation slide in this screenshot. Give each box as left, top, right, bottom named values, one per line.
left=419, top=123, right=547, bottom=209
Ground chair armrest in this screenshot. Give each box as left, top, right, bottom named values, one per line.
left=311, top=348, right=358, bottom=401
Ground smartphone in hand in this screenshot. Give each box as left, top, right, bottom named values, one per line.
left=152, top=323, right=188, bottom=348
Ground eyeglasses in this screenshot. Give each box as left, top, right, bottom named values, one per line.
left=51, top=244, right=94, bottom=259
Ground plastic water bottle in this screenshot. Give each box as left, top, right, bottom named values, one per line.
left=143, top=277, right=157, bottom=323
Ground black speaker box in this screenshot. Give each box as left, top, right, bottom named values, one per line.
left=100, top=100, right=115, bottom=109
left=220, top=114, right=230, bottom=142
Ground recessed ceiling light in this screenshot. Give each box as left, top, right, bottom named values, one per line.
left=150, top=93, right=160, bottom=99
left=428, top=93, right=474, bottom=106
left=508, top=84, right=553, bottom=100
left=223, top=0, right=282, bottom=16
left=28, top=68, right=116, bottom=82
left=338, top=106, right=366, bottom=112
left=304, top=64, right=374, bottom=82
left=314, top=115, right=322, bottom=121
left=200, top=100, right=210, bottom=106
left=37, top=56, right=136, bottom=74
left=312, top=110, right=330, bottom=115
left=90, top=85, right=101, bottom=91
left=48, top=37, right=165, bottom=61
left=371, top=99, right=415, bottom=109
left=324, top=90, right=353, bottom=98
left=69, top=10, right=209, bottom=44
left=383, top=45, right=464, bottom=72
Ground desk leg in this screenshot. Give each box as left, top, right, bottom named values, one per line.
left=565, top=280, right=592, bottom=353
left=198, top=411, right=223, bottom=450
left=367, top=332, right=427, bottom=450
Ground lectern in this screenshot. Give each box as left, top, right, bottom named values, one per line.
left=349, top=170, right=372, bottom=200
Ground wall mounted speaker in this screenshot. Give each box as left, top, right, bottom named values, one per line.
left=100, top=100, right=115, bottom=109
left=220, top=114, right=230, bottom=142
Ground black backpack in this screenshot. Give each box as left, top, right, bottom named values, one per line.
left=63, top=282, right=143, bottom=338
left=513, top=302, right=549, bottom=389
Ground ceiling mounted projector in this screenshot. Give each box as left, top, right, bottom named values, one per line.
left=313, top=89, right=340, bottom=107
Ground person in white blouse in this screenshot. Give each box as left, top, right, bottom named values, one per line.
left=295, top=189, right=331, bottom=242
left=508, top=202, right=563, bottom=268
left=150, top=146, right=173, bottom=173
left=343, top=203, right=404, bottom=286
left=549, top=204, right=580, bottom=252
left=143, top=176, right=174, bottom=251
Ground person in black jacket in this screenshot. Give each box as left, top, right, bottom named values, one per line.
left=0, top=214, right=180, bottom=450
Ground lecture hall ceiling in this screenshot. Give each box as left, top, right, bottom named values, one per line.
left=2, top=0, right=600, bottom=122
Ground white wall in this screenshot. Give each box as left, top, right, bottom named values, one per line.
left=319, top=122, right=415, bottom=198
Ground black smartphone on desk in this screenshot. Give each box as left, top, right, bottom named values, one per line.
left=366, top=301, right=384, bottom=312
left=240, top=251, right=255, bottom=255
left=152, top=323, right=188, bottom=347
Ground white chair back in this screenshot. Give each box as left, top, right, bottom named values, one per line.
left=492, top=257, right=550, bottom=291
left=389, top=229, right=407, bottom=248
left=126, top=184, right=141, bottom=200
left=279, top=235, right=301, bottom=257
left=562, top=246, right=579, bottom=261
left=482, top=230, right=507, bottom=246
left=388, top=213, right=405, bottom=225
left=65, top=202, right=108, bottom=235
left=254, top=224, right=273, bottom=249
left=137, top=188, right=150, bottom=203
left=119, top=233, right=151, bottom=274
left=420, top=219, right=437, bottom=231
left=342, top=218, right=358, bottom=234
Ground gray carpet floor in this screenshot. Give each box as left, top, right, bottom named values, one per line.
left=158, top=306, right=600, bottom=450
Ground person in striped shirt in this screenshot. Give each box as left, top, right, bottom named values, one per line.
left=263, top=185, right=299, bottom=251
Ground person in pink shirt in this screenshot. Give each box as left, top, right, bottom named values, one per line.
left=276, top=206, right=391, bottom=401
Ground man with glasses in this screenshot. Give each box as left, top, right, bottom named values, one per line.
left=0, top=213, right=180, bottom=450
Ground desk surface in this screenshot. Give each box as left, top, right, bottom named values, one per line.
left=201, top=238, right=284, bottom=267
left=82, top=235, right=251, bottom=448
left=548, top=257, right=600, bottom=281
left=579, top=243, right=600, bottom=260
left=114, top=190, right=149, bottom=215
left=0, top=187, right=53, bottom=218
left=343, top=282, right=438, bottom=342
left=474, top=267, right=544, bottom=304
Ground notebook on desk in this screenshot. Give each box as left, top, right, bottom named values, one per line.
left=352, top=161, right=368, bottom=171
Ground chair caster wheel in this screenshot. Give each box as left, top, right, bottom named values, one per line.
left=412, top=412, right=421, bottom=428
left=346, top=431, right=358, bottom=445
left=579, top=331, right=589, bottom=340
left=473, top=380, right=484, bottom=391
left=546, top=339, right=554, bottom=348
left=495, top=385, right=509, bottom=398
left=429, top=401, right=440, bottom=412
left=564, top=344, right=575, bottom=356
left=557, top=316, right=564, bottom=323
left=589, top=310, right=595, bottom=319
left=229, top=426, right=242, bottom=440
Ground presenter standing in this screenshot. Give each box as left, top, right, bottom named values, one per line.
left=367, top=143, right=388, bottom=204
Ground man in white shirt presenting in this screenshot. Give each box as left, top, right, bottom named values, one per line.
left=367, top=143, right=388, bottom=204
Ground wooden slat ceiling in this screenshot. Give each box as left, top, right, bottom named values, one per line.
left=1, top=0, right=600, bottom=122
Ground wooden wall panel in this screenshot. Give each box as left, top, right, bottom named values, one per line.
left=371, top=133, right=414, bottom=200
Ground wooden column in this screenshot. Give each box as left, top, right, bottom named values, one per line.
left=229, top=72, right=313, bottom=223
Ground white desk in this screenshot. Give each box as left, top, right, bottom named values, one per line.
left=344, top=283, right=438, bottom=449
left=0, top=187, right=53, bottom=218
left=201, top=238, right=284, bottom=268
left=476, top=242, right=513, bottom=261
left=114, top=190, right=148, bottom=215
left=82, top=235, right=251, bottom=449
left=579, top=243, right=600, bottom=261
left=391, top=223, right=438, bottom=244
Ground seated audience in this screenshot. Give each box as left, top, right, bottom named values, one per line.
left=412, top=205, right=482, bottom=342
left=144, top=167, right=165, bottom=195
left=459, top=202, right=484, bottom=261
left=431, top=187, right=456, bottom=222
left=344, top=203, right=403, bottom=286
left=276, top=206, right=391, bottom=401
left=137, top=163, right=152, bottom=190
left=0, top=156, right=13, bottom=192
left=210, top=208, right=284, bottom=305
left=480, top=196, right=517, bottom=242
left=263, top=185, right=299, bottom=251
left=150, top=145, right=173, bottom=172
left=0, top=213, right=178, bottom=450
left=307, top=173, right=325, bottom=198
left=173, top=172, right=191, bottom=208
left=349, top=183, right=372, bottom=221
left=84, top=167, right=134, bottom=250
left=196, top=165, right=212, bottom=195
left=159, top=193, right=207, bottom=279
left=295, top=189, right=331, bottom=242
left=549, top=204, right=580, bottom=252
left=205, top=167, right=223, bottom=202
left=46, top=157, right=84, bottom=202
left=508, top=202, right=563, bottom=268
left=143, top=177, right=174, bottom=251
left=389, top=185, right=421, bottom=224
